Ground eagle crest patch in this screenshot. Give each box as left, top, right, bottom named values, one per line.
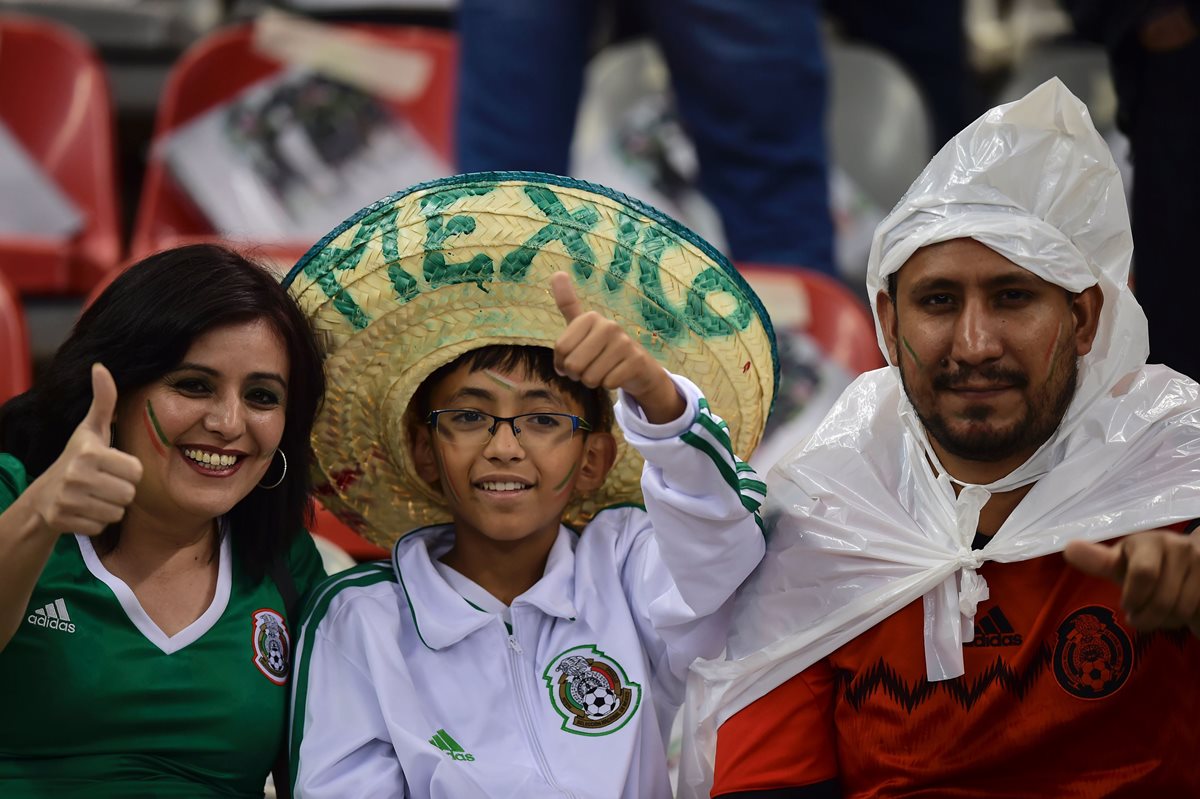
left=543, top=645, right=641, bottom=736
left=251, top=608, right=290, bottom=685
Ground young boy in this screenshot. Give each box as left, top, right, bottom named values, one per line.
left=283, top=173, right=777, bottom=798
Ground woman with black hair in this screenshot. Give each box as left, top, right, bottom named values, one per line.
left=0, top=244, right=327, bottom=798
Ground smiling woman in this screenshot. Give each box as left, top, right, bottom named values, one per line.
left=0, top=244, right=328, bottom=798
left=116, top=319, right=290, bottom=535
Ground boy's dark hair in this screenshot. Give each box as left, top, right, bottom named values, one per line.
left=0, top=244, right=326, bottom=584
left=410, top=345, right=613, bottom=434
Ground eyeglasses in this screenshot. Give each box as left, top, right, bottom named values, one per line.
left=426, top=409, right=593, bottom=450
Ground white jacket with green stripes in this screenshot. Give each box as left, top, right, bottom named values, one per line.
left=288, top=374, right=766, bottom=799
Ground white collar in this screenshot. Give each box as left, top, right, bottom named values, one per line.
left=76, top=530, right=232, bottom=655
left=392, top=525, right=580, bottom=649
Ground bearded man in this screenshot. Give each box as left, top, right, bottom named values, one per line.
left=679, top=78, right=1200, bottom=799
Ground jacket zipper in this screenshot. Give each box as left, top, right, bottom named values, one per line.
left=507, top=632, right=577, bottom=798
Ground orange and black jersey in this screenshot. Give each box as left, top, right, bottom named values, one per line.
left=713, top=526, right=1200, bottom=798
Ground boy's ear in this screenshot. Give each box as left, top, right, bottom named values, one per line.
left=411, top=423, right=440, bottom=485
left=574, top=432, right=617, bottom=493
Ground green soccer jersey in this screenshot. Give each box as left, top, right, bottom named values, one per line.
left=0, top=454, right=326, bottom=797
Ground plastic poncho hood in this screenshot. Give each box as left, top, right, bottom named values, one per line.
left=678, top=78, right=1200, bottom=799
left=868, top=77, right=1148, bottom=494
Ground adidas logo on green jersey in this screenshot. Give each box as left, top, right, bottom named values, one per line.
left=26, top=598, right=75, bottom=633
left=429, top=728, right=475, bottom=761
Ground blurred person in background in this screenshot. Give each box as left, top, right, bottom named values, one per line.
left=827, top=0, right=971, bottom=150
left=1063, top=0, right=1200, bottom=380
left=455, top=0, right=836, bottom=276
left=0, top=244, right=327, bottom=798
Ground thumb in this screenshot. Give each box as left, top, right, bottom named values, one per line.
left=551, top=271, right=584, bottom=323
left=82, top=363, right=118, bottom=439
left=1063, top=539, right=1127, bottom=583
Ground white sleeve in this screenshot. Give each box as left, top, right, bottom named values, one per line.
left=291, top=599, right=407, bottom=799
left=612, top=373, right=766, bottom=699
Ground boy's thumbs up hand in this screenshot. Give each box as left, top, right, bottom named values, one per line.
left=552, top=271, right=585, bottom=324
left=551, top=272, right=684, bottom=424
left=27, top=364, right=143, bottom=537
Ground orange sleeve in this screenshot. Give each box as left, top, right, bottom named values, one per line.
left=712, top=660, right=839, bottom=796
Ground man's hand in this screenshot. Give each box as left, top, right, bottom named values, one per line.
left=1064, top=529, right=1200, bottom=635
left=28, top=364, right=143, bottom=537
left=551, top=271, right=685, bottom=424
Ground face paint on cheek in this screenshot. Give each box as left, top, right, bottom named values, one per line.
left=483, top=370, right=517, bottom=392
left=432, top=452, right=462, bottom=504
left=142, top=399, right=171, bottom=457
left=553, top=461, right=577, bottom=494
left=1043, top=323, right=1062, bottom=369
left=901, top=337, right=925, bottom=370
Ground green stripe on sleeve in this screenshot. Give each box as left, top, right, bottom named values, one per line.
left=680, top=430, right=740, bottom=496
left=696, top=410, right=735, bottom=455
left=289, top=564, right=397, bottom=789
left=739, top=478, right=767, bottom=496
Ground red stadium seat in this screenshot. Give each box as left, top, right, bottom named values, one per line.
left=131, top=21, right=457, bottom=262
left=0, top=270, right=32, bottom=402
left=739, top=264, right=885, bottom=376
left=0, top=15, right=122, bottom=294
left=80, top=261, right=121, bottom=311
left=310, top=501, right=389, bottom=562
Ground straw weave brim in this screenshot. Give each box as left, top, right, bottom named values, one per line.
left=284, top=172, right=778, bottom=547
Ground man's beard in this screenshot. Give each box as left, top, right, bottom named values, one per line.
left=899, top=346, right=1079, bottom=464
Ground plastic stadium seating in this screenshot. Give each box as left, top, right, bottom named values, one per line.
left=0, top=270, right=32, bottom=401
left=826, top=40, right=934, bottom=212
left=999, top=43, right=1116, bottom=130
left=311, top=502, right=388, bottom=562
left=0, top=15, right=122, bottom=294
left=739, top=264, right=885, bottom=376
left=130, top=21, right=457, bottom=263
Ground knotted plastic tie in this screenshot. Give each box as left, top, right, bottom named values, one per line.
left=955, top=546, right=989, bottom=617
left=953, top=484, right=991, bottom=618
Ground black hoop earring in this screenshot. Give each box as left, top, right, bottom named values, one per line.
left=259, top=449, right=287, bottom=490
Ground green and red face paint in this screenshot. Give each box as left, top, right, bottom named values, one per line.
left=141, top=399, right=171, bottom=456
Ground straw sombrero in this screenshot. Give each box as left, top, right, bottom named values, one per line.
left=284, top=172, right=778, bottom=547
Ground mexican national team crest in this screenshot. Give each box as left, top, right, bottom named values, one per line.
left=543, top=645, right=641, bottom=735
left=1052, top=605, right=1133, bottom=699
left=251, top=608, right=291, bottom=685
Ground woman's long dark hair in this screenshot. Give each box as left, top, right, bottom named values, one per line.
left=0, top=245, right=325, bottom=584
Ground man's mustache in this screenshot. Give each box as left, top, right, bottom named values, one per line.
left=932, top=365, right=1029, bottom=390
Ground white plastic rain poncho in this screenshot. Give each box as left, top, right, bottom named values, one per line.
left=678, top=77, right=1200, bottom=799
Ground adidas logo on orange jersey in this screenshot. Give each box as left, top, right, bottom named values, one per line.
left=965, top=606, right=1022, bottom=648
left=26, top=598, right=76, bottom=634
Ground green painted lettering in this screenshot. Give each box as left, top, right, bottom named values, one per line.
left=686, top=267, right=752, bottom=336
left=636, top=226, right=685, bottom=341
left=499, top=186, right=600, bottom=282
left=421, top=187, right=497, bottom=288
left=630, top=227, right=750, bottom=341
left=302, top=205, right=408, bottom=329
left=604, top=211, right=640, bottom=292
